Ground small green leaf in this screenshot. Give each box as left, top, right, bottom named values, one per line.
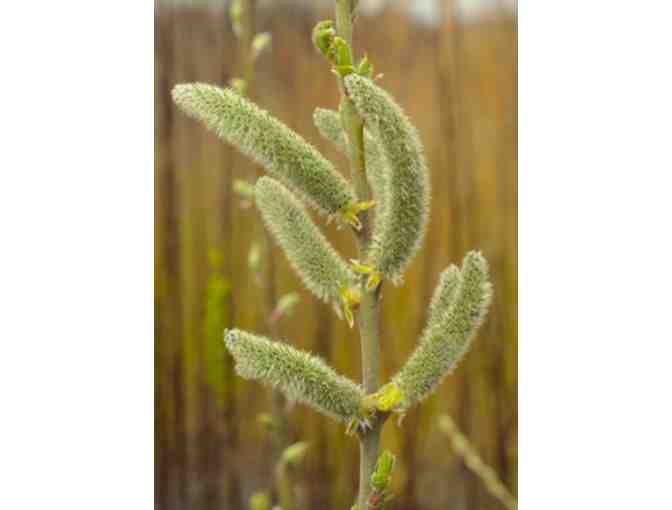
left=312, top=20, right=335, bottom=57
left=371, top=450, right=396, bottom=492
left=330, top=37, right=353, bottom=68
left=357, top=54, right=374, bottom=78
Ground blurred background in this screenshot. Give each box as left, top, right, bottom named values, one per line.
left=155, top=0, right=516, bottom=508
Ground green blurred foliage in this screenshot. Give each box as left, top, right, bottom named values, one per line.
left=204, top=248, right=232, bottom=407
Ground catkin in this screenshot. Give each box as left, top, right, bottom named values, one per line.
left=224, top=329, right=364, bottom=423
left=255, top=177, right=355, bottom=307
left=344, top=75, right=430, bottom=285
left=392, top=251, right=492, bottom=409
left=172, top=83, right=356, bottom=217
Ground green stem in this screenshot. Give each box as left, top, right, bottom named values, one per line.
left=334, top=2, right=384, bottom=508
left=356, top=286, right=382, bottom=510
left=335, top=0, right=354, bottom=47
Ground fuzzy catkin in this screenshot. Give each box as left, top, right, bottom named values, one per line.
left=224, top=329, right=364, bottom=423
left=255, top=177, right=355, bottom=307
left=344, top=75, right=430, bottom=285
left=172, top=83, right=356, bottom=217
left=392, top=251, right=492, bottom=409
left=313, top=107, right=388, bottom=225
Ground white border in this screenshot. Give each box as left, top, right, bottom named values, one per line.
left=2, top=1, right=672, bottom=508
left=521, top=1, right=672, bottom=507
left=0, top=1, right=154, bottom=508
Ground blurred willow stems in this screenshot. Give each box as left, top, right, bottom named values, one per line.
left=439, top=415, right=517, bottom=510
left=233, top=0, right=293, bottom=505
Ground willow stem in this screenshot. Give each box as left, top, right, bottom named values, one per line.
left=334, top=2, right=383, bottom=508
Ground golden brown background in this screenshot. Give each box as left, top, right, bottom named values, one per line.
left=155, top=1, right=516, bottom=508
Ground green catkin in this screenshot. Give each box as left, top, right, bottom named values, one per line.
left=172, top=83, right=356, bottom=217
left=255, top=177, right=356, bottom=309
left=224, top=329, right=364, bottom=423
left=344, top=75, right=430, bottom=285
left=313, top=107, right=388, bottom=223
left=391, top=251, right=492, bottom=410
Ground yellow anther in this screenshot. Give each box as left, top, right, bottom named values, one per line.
left=339, top=201, right=376, bottom=231
left=346, top=418, right=358, bottom=436
left=353, top=200, right=376, bottom=213
left=340, top=286, right=361, bottom=328
left=343, top=303, right=355, bottom=328
left=350, top=259, right=382, bottom=291
left=350, top=259, right=373, bottom=274
left=340, top=286, right=361, bottom=307
left=366, top=272, right=382, bottom=291
left=342, top=210, right=362, bottom=231
left=362, top=383, right=404, bottom=413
